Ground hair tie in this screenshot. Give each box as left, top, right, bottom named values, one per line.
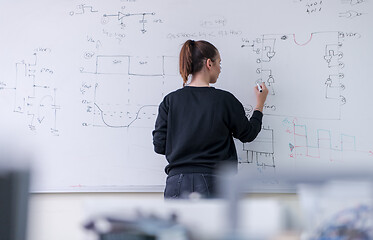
left=190, top=40, right=195, bottom=46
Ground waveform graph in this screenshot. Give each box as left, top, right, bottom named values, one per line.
left=96, top=55, right=130, bottom=75
left=93, top=102, right=158, bottom=129
left=127, top=56, right=166, bottom=106
left=128, top=75, right=164, bottom=105
left=161, top=56, right=181, bottom=97
left=91, top=73, right=154, bottom=128
left=82, top=54, right=179, bottom=129
left=129, top=56, right=164, bottom=76
left=290, top=120, right=359, bottom=162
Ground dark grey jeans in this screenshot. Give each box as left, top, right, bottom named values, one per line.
left=164, top=173, right=220, bottom=199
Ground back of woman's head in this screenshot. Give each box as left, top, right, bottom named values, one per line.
left=179, top=40, right=218, bottom=86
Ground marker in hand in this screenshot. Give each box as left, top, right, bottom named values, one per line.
left=256, top=83, right=263, bottom=92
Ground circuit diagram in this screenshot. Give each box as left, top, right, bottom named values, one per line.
left=0, top=50, right=60, bottom=136
left=103, top=10, right=156, bottom=33
left=243, top=31, right=346, bottom=120
left=239, top=126, right=276, bottom=169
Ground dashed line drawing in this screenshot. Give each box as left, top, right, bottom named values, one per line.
left=69, top=4, right=98, bottom=16
left=1, top=52, right=60, bottom=135
left=91, top=79, right=159, bottom=129
left=239, top=126, right=276, bottom=169
left=102, top=11, right=156, bottom=33
left=93, top=102, right=158, bottom=128
left=80, top=54, right=179, bottom=129
left=243, top=31, right=346, bottom=120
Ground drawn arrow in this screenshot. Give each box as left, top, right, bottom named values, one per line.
left=289, top=143, right=295, bottom=152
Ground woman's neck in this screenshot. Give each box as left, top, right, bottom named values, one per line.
left=189, top=73, right=210, bottom=87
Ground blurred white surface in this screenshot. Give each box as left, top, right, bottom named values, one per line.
left=27, top=193, right=299, bottom=240
left=298, top=180, right=373, bottom=240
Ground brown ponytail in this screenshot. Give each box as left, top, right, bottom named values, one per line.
left=179, top=40, right=218, bottom=86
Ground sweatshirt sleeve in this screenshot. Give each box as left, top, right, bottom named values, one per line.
left=152, top=97, right=169, bottom=155
left=227, top=96, right=263, bottom=143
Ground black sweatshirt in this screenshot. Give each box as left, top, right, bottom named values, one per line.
left=152, top=86, right=263, bottom=176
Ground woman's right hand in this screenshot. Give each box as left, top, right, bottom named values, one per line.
left=254, top=82, right=268, bottom=112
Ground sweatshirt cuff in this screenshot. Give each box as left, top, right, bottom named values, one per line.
left=251, top=110, right=263, bottom=122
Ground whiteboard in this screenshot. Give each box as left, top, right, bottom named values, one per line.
left=0, top=0, right=372, bottom=192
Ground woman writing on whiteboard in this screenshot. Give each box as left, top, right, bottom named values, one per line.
left=153, top=40, right=268, bottom=199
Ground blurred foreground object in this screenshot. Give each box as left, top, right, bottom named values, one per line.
left=298, top=180, right=373, bottom=240
left=0, top=140, right=31, bottom=240
left=84, top=212, right=191, bottom=240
